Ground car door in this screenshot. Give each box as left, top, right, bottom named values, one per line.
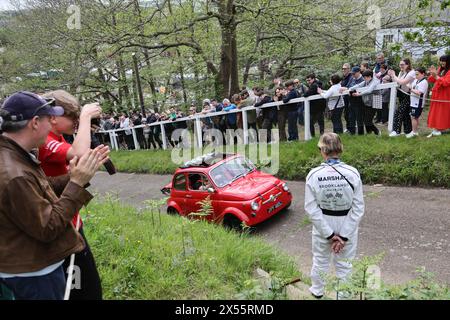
left=171, top=173, right=188, bottom=215
left=185, top=173, right=215, bottom=220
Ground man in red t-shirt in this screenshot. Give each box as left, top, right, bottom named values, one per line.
left=38, top=90, right=105, bottom=300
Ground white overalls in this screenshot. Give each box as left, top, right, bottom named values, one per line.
left=304, top=159, right=365, bottom=296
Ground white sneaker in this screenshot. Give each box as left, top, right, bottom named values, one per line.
left=406, top=131, right=418, bottom=138
left=432, top=130, right=442, bottom=136
left=389, top=131, right=400, bottom=137
left=427, top=130, right=442, bottom=138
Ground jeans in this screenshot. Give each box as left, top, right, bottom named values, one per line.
left=1, top=265, right=66, bottom=300
left=287, top=110, right=299, bottom=141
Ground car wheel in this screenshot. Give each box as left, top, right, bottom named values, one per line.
left=223, top=215, right=243, bottom=231
left=167, top=207, right=179, bottom=215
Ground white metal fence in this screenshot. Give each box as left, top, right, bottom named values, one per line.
left=99, top=82, right=399, bottom=151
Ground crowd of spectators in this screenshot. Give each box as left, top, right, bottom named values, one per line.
left=93, top=52, right=449, bottom=149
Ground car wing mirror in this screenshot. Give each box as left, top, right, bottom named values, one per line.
left=207, top=187, right=215, bottom=194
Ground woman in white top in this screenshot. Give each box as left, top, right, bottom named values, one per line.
left=388, top=58, right=416, bottom=137
left=318, top=74, right=345, bottom=133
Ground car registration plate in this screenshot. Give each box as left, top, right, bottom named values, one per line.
left=268, top=201, right=283, bottom=214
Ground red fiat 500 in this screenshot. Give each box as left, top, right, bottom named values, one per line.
left=161, top=153, right=292, bottom=228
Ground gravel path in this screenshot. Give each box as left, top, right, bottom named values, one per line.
left=90, top=172, right=450, bottom=285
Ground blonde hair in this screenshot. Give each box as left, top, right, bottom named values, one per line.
left=42, top=90, right=81, bottom=119
left=318, top=133, right=343, bottom=156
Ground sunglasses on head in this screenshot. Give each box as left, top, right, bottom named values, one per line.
left=31, top=97, right=56, bottom=117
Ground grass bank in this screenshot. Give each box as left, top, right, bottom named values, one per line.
left=109, top=134, right=450, bottom=188
left=83, top=198, right=449, bottom=300
left=83, top=197, right=300, bottom=300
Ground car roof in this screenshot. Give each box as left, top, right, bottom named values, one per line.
left=179, top=152, right=237, bottom=170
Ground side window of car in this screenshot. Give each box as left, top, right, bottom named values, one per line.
left=188, top=173, right=211, bottom=191
left=173, top=174, right=186, bottom=191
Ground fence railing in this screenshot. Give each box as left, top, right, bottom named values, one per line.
left=99, top=82, right=399, bottom=151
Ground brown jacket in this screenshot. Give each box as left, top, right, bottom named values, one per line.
left=0, top=135, right=93, bottom=274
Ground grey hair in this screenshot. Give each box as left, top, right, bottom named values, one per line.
left=0, top=109, right=30, bottom=133
left=318, top=133, right=343, bottom=156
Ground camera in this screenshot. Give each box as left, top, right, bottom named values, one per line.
left=90, top=120, right=116, bottom=175
left=91, top=117, right=101, bottom=127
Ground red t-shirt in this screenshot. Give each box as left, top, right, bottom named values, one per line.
left=38, top=131, right=82, bottom=228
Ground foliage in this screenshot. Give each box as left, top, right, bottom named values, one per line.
left=324, top=254, right=450, bottom=300
left=0, top=0, right=429, bottom=106
left=83, top=195, right=300, bottom=299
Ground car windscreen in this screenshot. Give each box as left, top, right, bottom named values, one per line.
left=210, top=157, right=256, bottom=188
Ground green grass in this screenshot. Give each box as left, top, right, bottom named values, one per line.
left=81, top=198, right=449, bottom=300
left=82, top=196, right=300, bottom=300
left=109, top=134, right=450, bottom=188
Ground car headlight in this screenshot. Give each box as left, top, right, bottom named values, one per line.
left=282, top=183, right=289, bottom=192
left=251, top=201, right=260, bottom=211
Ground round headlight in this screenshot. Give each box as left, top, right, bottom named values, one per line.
left=283, top=183, right=289, bottom=192
left=251, top=201, right=260, bottom=211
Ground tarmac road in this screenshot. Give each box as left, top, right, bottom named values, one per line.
left=90, top=172, right=450, bottom=285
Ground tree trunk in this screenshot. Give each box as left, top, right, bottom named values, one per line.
left=117, top=54, right=131, bottom=109
left=177, top=51, right=188, bottom=105
left=133, top=0, right=158, bottom=105
left=111, top=12, right=130, bottom=109
left=217, top=0, right=239, bottom=99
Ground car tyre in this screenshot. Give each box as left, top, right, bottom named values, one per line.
left=223, top=215, right=242, bottom=231
left=284, top=201, right=292, bottom=210
left=167, top=207, right=179, bottom=215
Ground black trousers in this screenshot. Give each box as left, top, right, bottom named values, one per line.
left=348, top=97, right=365, bottom=135
left=277, top=109, right=288, bottom=141
left=331, top=107, right=344, bottom=134
left=310, top=111, right=324, bottom=137
left=364, top=105, right=380, bottom=135
left=393, top=92, right=412, bottom=134
left=376, top=101, right=389, bottom=123
left=343, top=97, right=350, bottom=130
left=124, top=134, right=135, bottom=150
left=287, top=110, right=299, bottom=140
left=152, top=130, right=163, bottom=148
left=248, top=122, right=258, bottom=143
left=63, top=227, right=102, bottom=300
left=144, top=133, right=157, bottom=149
left=261, top=118, right=273, bottom=143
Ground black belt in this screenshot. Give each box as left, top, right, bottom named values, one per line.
left=321, top=208, right=350, bottom=216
